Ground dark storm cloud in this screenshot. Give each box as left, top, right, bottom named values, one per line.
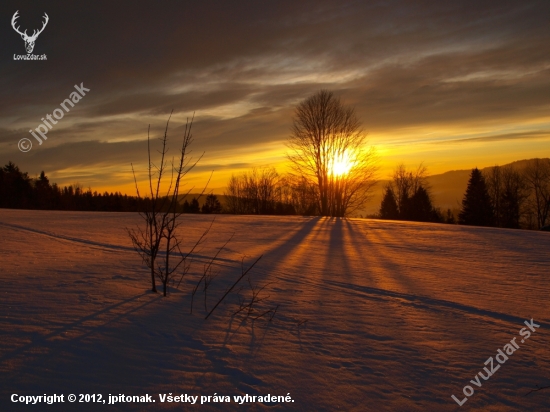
left=1, top=0, right=549, bottom=186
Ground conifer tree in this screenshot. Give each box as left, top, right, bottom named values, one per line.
left=379, top=186, right=399, bottom=219
left=407, top=185, right=434, bottom=222
left=202, top=194, right=222, bottom=213
left=189, top=197, right=200, bottom=213
left=459, top=168, right=494, bottom=226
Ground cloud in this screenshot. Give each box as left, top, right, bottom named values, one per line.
left=436, top=130, right=550, bottom=144
left=1, top=0, right=549, bottom=189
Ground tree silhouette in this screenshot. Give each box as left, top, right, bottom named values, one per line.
left=127, top=113, right=202, bottom=295
left=500, top=166, right=529, bottom=228
left=287, top=90, right=377, bottom=217
left=379, top=185, right=399, bottom=219
left=390, top=163, right=428, bottom=218
left=0, top=162, right=33, bottom=208
left=280, top=175, right=318, bottom=215
left=524, top=158, right=550, bottom=228
left=487, top=165, right=529, bottom=229
left=486, top=165, right=503, bottom=226
left=35, top=171, right=53, bottom=209
left=459, top=168, right=494, bottom=226
left=202, top=194, right=222, bottom=214
left=189, top=197, right=200, bottom=213
left=382, top=163, right=439, bottom=222
left=225, top=167, right=295, bottom=215
left=0, top=162, right=151, bottom=212
left=406, top=185, right=436, bottom=222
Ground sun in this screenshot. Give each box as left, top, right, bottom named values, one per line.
left=330, top=151, right=355, bottom=177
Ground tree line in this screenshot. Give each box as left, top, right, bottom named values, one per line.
left=224, top=168, right=316, bottom=215
left=379, top=163, right=448, bottom=223
left=0, top=162, right=149, bottom=212
left=378, top=159, right=550, bottom=230
left=459, top=160, right=550, bottom=230
left=0, top=161, right=231, bottom=215
left=0, top=161, right=308, bottom=216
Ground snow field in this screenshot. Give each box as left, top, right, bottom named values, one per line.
left=0, top=210, right=549, bottom=411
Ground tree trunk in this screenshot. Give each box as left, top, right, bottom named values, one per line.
left=150, top=266, right=157, bottom=293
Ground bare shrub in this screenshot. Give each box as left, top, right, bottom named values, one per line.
left=127, top=113, right=276, bottom=321
left=127, top=112, right=208, bottom=296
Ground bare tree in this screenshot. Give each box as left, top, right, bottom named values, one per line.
left=499, top=165, right=530, bottom=229
left=225, top=167, right=282, bottom=214
left=486, top=166, right=503, bottom=227
left=254, top=167, right=279, bottom=214
left=226, top=169, right=321, bottom=216
left=127, top=113, right=204, bottom=295
left=389, top=163, right=428, bottom=218
left=225, top=174, right=247, bottom=214
left=524, top=158, right=550, bottom=228
left=279, top=174, right=318, bottom=215
left=487, top=162, right=543, bottom=229
left=287, top=90, right=377, bottom=217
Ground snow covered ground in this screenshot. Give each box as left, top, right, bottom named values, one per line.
left=0, top=209, right=549, bottom=411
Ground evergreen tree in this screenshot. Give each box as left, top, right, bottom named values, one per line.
left=202, top=194, right=222, bottom=214
left=407, top=185, right=434, bottom=222
left=379, top=186, right=399, bottom=219
left=459, top=168, right=494, bottom=226
left=35, top=171, right=53, bottom=209
left=0, top=162, right=148, bottom=212
left=0, top=162, right=33, bottom=208
left=189, top=197, right=200, bottom=213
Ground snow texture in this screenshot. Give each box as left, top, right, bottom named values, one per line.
left=0, top=209, right=549, bottom=411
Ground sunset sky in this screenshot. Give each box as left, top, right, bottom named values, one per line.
left=1, top=0, right=549, bottom=194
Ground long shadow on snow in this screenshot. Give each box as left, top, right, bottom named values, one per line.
left=0, top=292, right=274, bottom=412
left=0, top=220, right=237, bottom=265
left=0, top=292, right=162, bottom=366
left=344, top=219, right=430, bottom=296
left=249, top=216, right=323, bottom=282
left=324, top=279, right=550, bottom=329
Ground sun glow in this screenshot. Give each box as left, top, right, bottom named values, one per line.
left=330, top=151, right=355, bottom=177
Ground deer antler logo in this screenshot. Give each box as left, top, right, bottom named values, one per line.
left=11, top=11, right=49, bottom=54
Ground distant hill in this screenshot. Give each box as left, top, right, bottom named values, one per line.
left=361, top=158, right=549, bottom=216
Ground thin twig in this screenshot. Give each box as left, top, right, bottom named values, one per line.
left=205, top=255, right=262, bottom=320
left=524, top=385, right=550, bottom=396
